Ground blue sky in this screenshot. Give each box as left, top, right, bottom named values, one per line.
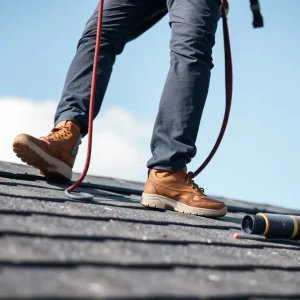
left=1, top=0, right=299, bottom=209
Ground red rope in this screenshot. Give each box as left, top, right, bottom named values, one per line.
left=66, top=0, right=104, bottom=194
left=65, top=0, right=232, bottom=199
left=191, top=0, right=232, bottom=178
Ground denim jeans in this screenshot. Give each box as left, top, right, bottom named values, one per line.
left=55, top=0, right=220, bottom=171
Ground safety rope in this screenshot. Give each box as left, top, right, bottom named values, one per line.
left=64, top=0, right=104, bottom=200
left=65, top=0, right=233, bottom=200
left=190, top=0, right=232, bottom=179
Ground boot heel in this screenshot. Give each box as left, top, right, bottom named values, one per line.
left=140, top=193, right=166, bottom=209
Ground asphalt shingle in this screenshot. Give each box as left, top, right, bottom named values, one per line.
left=0, top=161, right=299, bottom=299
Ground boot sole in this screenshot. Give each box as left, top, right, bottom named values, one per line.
left=13, top=135, right=72, bottom=181
left=140, top=193, right=227, bottom=217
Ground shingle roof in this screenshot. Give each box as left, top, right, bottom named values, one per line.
left=0, top=160, right=300, bottom=299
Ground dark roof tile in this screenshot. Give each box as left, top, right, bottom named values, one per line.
left=0, top=161, right=299, bottom=298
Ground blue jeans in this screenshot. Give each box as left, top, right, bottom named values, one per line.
left=55, top=0, right=220, bottom=171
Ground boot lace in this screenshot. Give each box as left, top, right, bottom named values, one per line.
left=183, top=172, right=205, bottom=195
left=42, top=126, right=71, bottom=141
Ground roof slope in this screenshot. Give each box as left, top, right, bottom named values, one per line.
left=0, top=161, right=300, bottom=299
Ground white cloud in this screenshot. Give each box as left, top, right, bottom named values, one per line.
left=0, top=97, right=152, bottom=181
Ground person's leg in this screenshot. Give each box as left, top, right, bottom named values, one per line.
left=55, top=0, right=167, bottom=136
left=147, top=0, right=220, bottom=171
left=13, top=0, right=167, bottom=180
left=141, top=0, right=226, bottom=217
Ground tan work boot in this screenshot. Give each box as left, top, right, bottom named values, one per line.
left=141, top=169, right=227, bottom=217
left=13, top=121, right=81, bottom=181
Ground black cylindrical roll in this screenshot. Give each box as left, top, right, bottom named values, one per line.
left=241, top=213, right=300, bottom=239
left=266, top=213, right=295, bottom=239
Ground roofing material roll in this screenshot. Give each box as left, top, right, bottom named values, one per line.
left=241, top=213, right=300, bottom=239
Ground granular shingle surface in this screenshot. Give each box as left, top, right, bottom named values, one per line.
left=0, top=161, right=300, bottom=299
